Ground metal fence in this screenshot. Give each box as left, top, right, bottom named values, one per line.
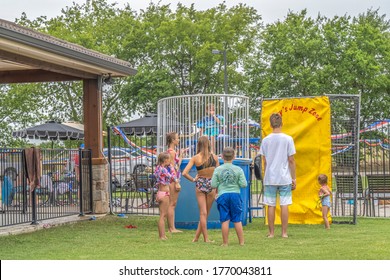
left=157, top=94, right=251, bottom=158
left=250, top=95, right=390, bottom=223
left=107, top=98, right=389, bottom=223
left=0, top=148, right=92, bottom=227
left=107, top=127, right=158, bottom=216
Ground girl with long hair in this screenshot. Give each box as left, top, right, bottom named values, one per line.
left=182, top=136, right=219, bottom=242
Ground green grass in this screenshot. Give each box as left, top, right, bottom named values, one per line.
left=0, top=215, right=390, bottom=260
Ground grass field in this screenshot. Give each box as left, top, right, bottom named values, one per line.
left=0, top=215, right=389, bottom=260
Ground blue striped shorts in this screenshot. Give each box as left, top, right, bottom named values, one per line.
left=263, top=185, right=292, bottom=206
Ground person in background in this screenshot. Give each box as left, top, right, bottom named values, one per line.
left=182, top=136, right=219, bottom=242
left=74, top=143, right=84, bottom=182
left=259, top=113, right=296, bottom=238
left=318, top=174, right=331, bottom=229
left=197, top=103, right=224, bottom=153
left=154, top=152, right=174, bottom=240
left=71, top=143, right=84, bottom=205
left=211, top=147, right=247, bottom=246
left=166, top=132, right=182, bottom=233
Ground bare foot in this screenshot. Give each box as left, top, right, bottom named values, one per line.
left=282, top=234, right=288, bottom=238
left=192, top=238, right=199, bottom=243
left=221, top=243, right=228, bottom=247
left=159, top=236, right=168, bottom=240
left=239, top=242, right=245, bottom=246
left=169, top=229, right=183, bottom=233
left=205, top=239, right=215, bottom=243
left=267, top=234, right=274, bottom=238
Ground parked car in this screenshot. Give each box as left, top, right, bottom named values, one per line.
left=103, top=147, right=155, bottom=189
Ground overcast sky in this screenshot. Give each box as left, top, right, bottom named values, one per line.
left=1, top=0, right=389, bottom=23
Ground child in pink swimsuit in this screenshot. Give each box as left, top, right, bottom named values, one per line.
left=154, top=152, right=174, bottom=240
left=166, top=132, right=183, bottom=233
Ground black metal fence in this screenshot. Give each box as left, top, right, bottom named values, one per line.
left=333, top=119, right=390, bottom=219
left=107, top=127, right=158, bottom=216
left=107, top=118, right=390, bottom=221
left=0, top=148, right=92, bottom=227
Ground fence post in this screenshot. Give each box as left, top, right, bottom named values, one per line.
left=107, top=125, right=114, bottom=214
left=88, top=149, right=93, bottom=213
left=78, top=148, right=84, bottom=216
left=31, top=188, right=38, bottom=225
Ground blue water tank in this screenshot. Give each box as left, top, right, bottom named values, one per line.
left=175, top=158, right=251, bottom=229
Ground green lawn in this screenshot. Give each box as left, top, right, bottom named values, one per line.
left=0, top=215, right=389, bottom=260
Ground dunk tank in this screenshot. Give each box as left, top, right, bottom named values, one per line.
left=157, top=94, right=253, bottom=229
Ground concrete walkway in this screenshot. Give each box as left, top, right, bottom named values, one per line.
left=0, top=214, right=100, bottom=237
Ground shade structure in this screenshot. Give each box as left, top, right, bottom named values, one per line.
left=62, top=121, right=84, bottom=131
left=116, top=113, right=158, bottom=136
left=62, top=121, right=107, bottom=136
left=12, top=121, right=84, bottom=140
left=116, top=113, right=187, bottom=136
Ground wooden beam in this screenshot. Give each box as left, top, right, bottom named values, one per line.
left=83, top=78, right=104, bottom=160
left=0, top=69, right=81, bottom=83
left=0, top=49, right=97, bottom=79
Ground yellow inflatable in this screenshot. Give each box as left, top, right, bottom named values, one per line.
left=261, top=96, right=332, bottom=224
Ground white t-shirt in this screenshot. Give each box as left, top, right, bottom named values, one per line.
left=259, top=132, right=296, bottom=185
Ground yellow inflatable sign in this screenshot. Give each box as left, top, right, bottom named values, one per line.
left=261, top=96, right=332, bottom=224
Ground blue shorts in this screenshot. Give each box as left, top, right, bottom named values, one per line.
left=216, top=193, right=243, bottom=223
left=203, top=128, right=219, bottom=137
left=263, top=185, right=292, bottom=206
left=321, top=196, right=331, bottom=208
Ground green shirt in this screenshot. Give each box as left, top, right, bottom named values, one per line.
left=211, top=163, right=247, bottom=196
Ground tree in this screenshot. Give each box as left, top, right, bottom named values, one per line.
left=120, top=2, right=261, bottom=113
left=244, top=9, right=390, bottom=122
left=340, top=10, right=390, bottom=121
left=1, top=0, right=139, bottom=146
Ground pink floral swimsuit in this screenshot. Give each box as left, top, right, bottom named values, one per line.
left=154, top=165, right=173, bottom=202
left=167, top=148, right=181, bottom=181
left=154, top=165, right=173, bottom=187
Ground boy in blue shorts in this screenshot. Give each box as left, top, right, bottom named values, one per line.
left=211, top=147, right=247, bottom=246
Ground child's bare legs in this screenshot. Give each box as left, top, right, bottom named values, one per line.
left=158, top=196, right=169, bottom=240
left=168, top=182, right=182, bottom=233
left=193, top=189, right=215, bottom=242
left=234, top=221, right=244, bottom=245
left=221, top=220, right=229, bottom=246
left=322, top=206, right=330, bottom=229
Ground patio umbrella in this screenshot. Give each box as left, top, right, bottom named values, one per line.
left=117, top=113, right=186, bottom=136
left=12, top=121, right=84, bottom=140
left=117, top=113, right=158, bottom=136
left=62, top=121, right=107, bottom=136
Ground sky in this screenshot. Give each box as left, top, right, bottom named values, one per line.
left=1, top=0, right=389, bottom=24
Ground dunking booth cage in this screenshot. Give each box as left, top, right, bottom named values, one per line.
left=157, top=94, right=254, bottom=229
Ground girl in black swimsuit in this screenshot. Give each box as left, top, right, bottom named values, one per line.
left=195, top=156, right=217, bottom=194
left=183, top=136, right=219, bottom=242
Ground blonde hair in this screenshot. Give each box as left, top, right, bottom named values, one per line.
left=206, top=103, right=215, bottom=111
left=157, top=152, right=171, bottom=166
left=318, top=174, right=328, bottom=185
left=166, top=132, right=178, bottom=146
left=196, top=136, right=215, bottom=167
